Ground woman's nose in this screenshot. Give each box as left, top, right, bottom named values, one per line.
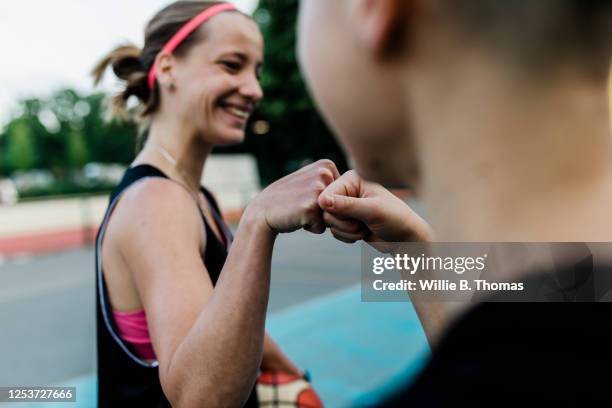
left=240, top=74, right=264, bottom=102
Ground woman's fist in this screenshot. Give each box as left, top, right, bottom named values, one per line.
left=248, top=160, right=340, bottom=235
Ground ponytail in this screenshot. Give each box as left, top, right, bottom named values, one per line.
left=92, top=44, right=154, bottom=121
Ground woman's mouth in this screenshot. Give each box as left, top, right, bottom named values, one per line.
left=225, top=106, right=249, bottom=119
left=219, top=101, right=252, bottom=123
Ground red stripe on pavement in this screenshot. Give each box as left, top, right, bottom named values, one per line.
left=0, top=208, right=244, bottom=258
left=0, top=228, right=98, bottom=257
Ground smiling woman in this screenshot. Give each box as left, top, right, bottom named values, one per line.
left=91, top=1, right=326, bottom=407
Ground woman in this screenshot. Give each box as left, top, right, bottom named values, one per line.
left=93, top=1, right=335, bottom=406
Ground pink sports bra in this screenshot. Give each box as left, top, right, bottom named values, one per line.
left=112, top=309, right=156, bottom=360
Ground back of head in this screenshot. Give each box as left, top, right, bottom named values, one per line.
left=442, top=0, right=612, bottom=80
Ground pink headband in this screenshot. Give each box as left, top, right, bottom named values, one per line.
left=147, top=2, right=237, bottom=90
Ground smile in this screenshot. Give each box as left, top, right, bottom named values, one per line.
left=225, top=106, right=249, bottom=119
left=219, top=100, right=253, bottom=122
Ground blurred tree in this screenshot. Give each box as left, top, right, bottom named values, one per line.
left=216, top=0, right=348, bottom=184
left=0, top=89, right=136, bottom=179
left=81, top=93, right=137, bottom=165
left=65, top=129, right=89, bottom=169
left=4, top=120, right=37, bottom=171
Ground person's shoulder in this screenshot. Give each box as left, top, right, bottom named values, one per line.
left=117, top=176, right=192, bottom=212
left=110, top=177, right=205, bottom=247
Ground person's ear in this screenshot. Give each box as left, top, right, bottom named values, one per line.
left=155, top=52, right=177, bottom=91
left=355, top=0, right=411, bottom=58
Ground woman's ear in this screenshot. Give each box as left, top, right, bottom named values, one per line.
left=355, top=0, right=411, bottom=59
left=155, top=52, right=177, bottom=90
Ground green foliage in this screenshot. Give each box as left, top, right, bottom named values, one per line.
left=17, top=182, right=114, bottom=200
left=65, top=129, right=89, bottom=169
left=0, top=89, right=137, bottom=179
left=4, top=120, right=37, bottom=171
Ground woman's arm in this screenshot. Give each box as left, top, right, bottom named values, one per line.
left=111, top=160, right=338, bottom=407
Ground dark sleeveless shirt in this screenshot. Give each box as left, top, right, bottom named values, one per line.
left=95, top=164, right=258, bottom=407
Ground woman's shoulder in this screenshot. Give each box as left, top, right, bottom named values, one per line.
left=110, top=164, right=167, bottom=202
left=122, top=176, right=201, bottom=220
left=107, top=170, right=206, bottom=248
left=110, top=164, right=195, bottom=213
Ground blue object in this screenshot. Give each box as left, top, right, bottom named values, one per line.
left=265, top=285, right=430, bottom=407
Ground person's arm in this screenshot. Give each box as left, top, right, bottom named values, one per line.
left=318, top=170, right=453, bottom=346
left=112, top=160, right=338, bottom=407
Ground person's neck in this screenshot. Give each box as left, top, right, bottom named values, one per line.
left=407, top=60, right=612, bottom=241
left=138, top=113, right=211, bottom=191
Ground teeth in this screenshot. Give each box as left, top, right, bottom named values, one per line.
left=226, top=106, right=249, bottom=119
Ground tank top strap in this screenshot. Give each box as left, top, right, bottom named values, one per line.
left=105, top=164, right=208, bottom=238
left=201, top=187, right=234, bottom=250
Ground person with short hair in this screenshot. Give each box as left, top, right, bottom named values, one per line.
left=298, top=0, right=612, bottom=404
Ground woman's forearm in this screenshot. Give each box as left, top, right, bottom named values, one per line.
left=163, top=208, right=277, bottom=407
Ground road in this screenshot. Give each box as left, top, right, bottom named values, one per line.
left=0, top=229, right=361, bottom=387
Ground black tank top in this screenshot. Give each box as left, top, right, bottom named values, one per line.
left=95, top=164, right=259, bottom=407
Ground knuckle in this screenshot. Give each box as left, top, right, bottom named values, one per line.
left=312, top=181, right=326, bottom=193
left=339, top=195, right=352, bottom=210
left=317, top=159, right=334, bottom=168
left=324, top=171, right=336, bottom=184
left=300, top=198, right=318, bottom=214
left=316, top=167, right=332, bottom=180
left=299, top=200, right=312, bottom=214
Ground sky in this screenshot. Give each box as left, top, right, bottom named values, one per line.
left=0, top=0, right=259, bottom=127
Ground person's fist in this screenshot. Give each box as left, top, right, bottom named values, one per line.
left=318, top=170, right=433, bottom=246
left=249, top=160, right=340, bottom=235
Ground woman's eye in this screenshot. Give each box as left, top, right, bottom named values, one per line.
left=222, top=61, right=241, bottom=71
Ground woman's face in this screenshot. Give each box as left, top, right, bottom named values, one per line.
left=169, top=12, right=264, bottom=146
